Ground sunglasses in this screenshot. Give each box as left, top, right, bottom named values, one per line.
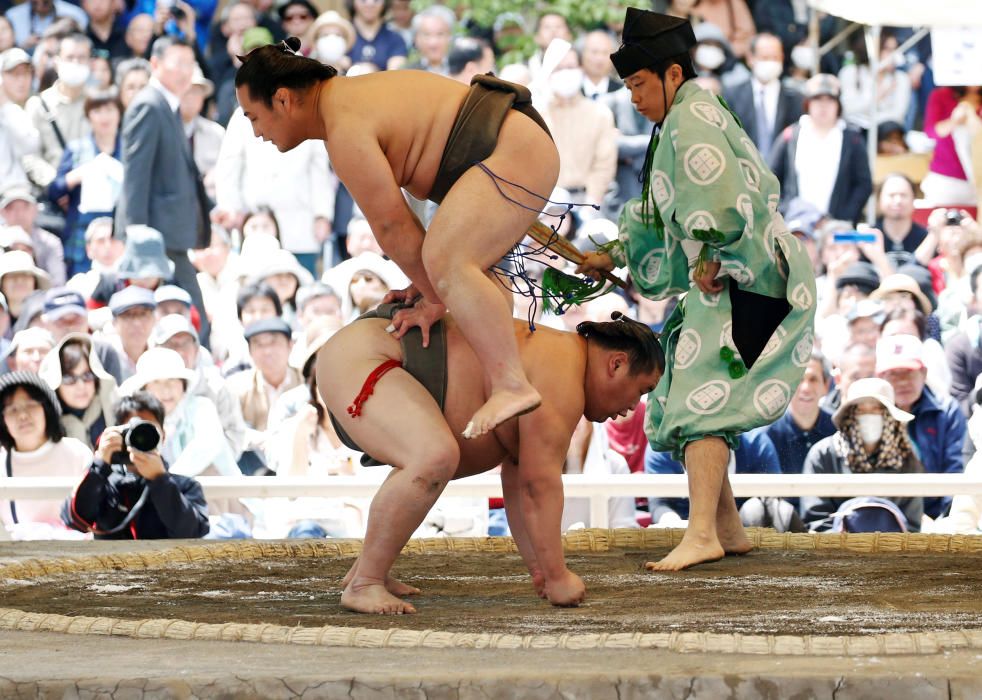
left=61, top=371, right=96, bottom=385
left=284, top=12, right=312, bottom=20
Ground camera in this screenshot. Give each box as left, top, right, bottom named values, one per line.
left=110, top=419, right=161, bottom=465
left=945, top=209, right=964, bottom=227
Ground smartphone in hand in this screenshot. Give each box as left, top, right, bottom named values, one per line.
left=832, top=231, right=876, bottom=244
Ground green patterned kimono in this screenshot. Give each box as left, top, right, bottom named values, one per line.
left=607, top=81, right=817, bottom=460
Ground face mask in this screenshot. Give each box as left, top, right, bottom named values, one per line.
left=550, top=68, right=583, bottom=99
left=752, top=59, right=783, bottom=84
left=695, top=45, right=725, bottom=71
left=57, top=60, right=90, bottom=87
left=790, top=46, right=815, bottom=71
left=857, top=413, right=884, bottom=444
left=316, top=34, right=348, bottom=63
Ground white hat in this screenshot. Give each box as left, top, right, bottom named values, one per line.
left=875, top=334, right=925, bottom=375
left=0, top=250, right=50, bottom=290
left=833, top=377, right=914, bottom=428
left=119, top=347, right=195, bottom=395
left=246, top=248, right=314, bottom=287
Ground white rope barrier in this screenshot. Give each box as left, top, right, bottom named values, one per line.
left=4, top=473, right=982, bottom=528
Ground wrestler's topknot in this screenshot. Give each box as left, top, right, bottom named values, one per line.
left=235, top=35, right=338, bottom=108
left=576, top=313, right=665, bottom=376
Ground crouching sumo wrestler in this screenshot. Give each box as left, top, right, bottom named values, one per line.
left=317, top=304, right=664, bottom=614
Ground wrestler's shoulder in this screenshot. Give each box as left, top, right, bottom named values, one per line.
left=516, top=324, right=587, bottom=368
left=342, top=69, right=468, bottom=100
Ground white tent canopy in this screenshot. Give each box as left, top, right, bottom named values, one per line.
left=808, top=0, right=982, bottom=28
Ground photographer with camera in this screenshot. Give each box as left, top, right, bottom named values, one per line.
left=62, top=391, right=209, bottom=539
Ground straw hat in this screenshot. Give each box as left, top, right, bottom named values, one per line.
left=869, top=273, right=933, bottom=316
left=832, top=377, right=913, bottom=429
left=289, top=315, right=342, bottom=371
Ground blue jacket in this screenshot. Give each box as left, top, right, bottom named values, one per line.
left=906, top=387, right=967, bottom=518
left=645, top=430, right=781, bottom=521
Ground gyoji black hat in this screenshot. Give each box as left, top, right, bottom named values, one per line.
left=611, top=8, right=697, bottom=79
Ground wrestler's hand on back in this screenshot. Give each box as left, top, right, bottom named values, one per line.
left=544, top=569, right=586, bottom=607
left=388, top=297, right=447, bottom=348
left=575, top=252, right=614, bottom=282
left=382, top=284, right=420, bottom=306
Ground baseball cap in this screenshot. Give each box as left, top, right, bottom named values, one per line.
left=152, top=313, right=199, bottom=346
left=243, top=317, right=292, bottom=342
left=846, top=299, right=885, bottom=325
left=0, top=185, right=37, bottom=209
left=0, top=48, right=30, bottom=73
left=875, top=334, right=925, bottom=374
left=242, top=27, right=275, bottom=53
left=804, top=73, right=840, bottom=99
left=154, top=284, right=192, bottom=308
left=109, top=286, right=157, bottom=317
left=42, top=287, right=87, bottom=321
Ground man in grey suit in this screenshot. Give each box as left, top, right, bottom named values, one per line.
left=722, top=33, right=802, bottom=158
left=116, top=35, right=211, bottom=347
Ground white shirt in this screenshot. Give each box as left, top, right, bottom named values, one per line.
left=752, top=77, right=780, bottom=133
left=794, top=115, right=843, bottom=217
left=582, top=75, right=611, bottom=100
left=149, top=77, right=180, bottom=113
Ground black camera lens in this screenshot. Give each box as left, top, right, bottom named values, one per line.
left=126, top=421, right=160, bottom=452
left=945, top=209, right=963, bottom=226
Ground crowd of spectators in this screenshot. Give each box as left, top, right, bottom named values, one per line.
left=1, top=0, right=982, bottom=542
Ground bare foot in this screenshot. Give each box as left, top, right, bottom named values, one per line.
left=717, top=507, right=753, bottom=556
left=462, top=386, right=541, bottom=439
left=645, top=531, right=724, bottom=572
left=341, top=582, right=417, bottom=615
left=385, top=575, right=421, bottom=596
left=341, top=562, right=420, bottom=596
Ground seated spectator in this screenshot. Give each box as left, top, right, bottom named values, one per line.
left=65, top=217, right=124, bottom=298
left=322, top=251, right=407, bottom=323
left=151, top=314, right=245, bottom=461
left=769, top=74, right=872, bottom=225
left=245, top=247, right=313, bottom=329
left=190, top=225, right=238, bottom=328
left=154, top=284, right=192, bottom=321
left=0, top=371, right=91, bottom=539
left=801, top=377, right=923, bottom=532
left=784, top=197, right=824, bottom=275
left=226, top=317, right=301, bottom=465
left=103, top=286, right=156, bottom=380
left=5, top=327, right=55, bottom=373
left=6, top=0, right=88, bottom=49
left=877, top=120, right=908, bottom=156
left=876, top=334, right=967, bottom=518
left=348, top=0, right=408, bottom=71
left=113, top=57, right=150, bottom=111
left=822, top=341, right=876, bottom=412
left=562, top=416, right=639, bottom=531
left=46, top=86, right=123, bottom=278
left=815, top=257, right=878, bottom=361
left=38, top=332, right=116, bottom=449
left=278, top=0, right=316, bottom=52
left=0, top=249, right=51, bottom=333
left=307, top=10, right=355, bottom=73
left=62, top=391, right=209, bottom=539
left=295, top=281, right=341, bottom=330
left=215, top=281, right=283, bottom=376
left=880, top=306, right=951, bottom=400
left=871, top=173, right=934, bottom=269
left=838, top=31, right=911, bottom=132
left=38, top=286, right=123, bottom=383
left=645, top=429, right=781, bottom=528
left=846, top=299, right=884, bottom=349
left=765, top=351, right=836, bottom=484
left=540, top=47, right=617, bottom=215
left=89, top=224, right=175, bottom=307
left=406, top=4, right=451, bottom=74
left=120, top=347, right=239, bottom=478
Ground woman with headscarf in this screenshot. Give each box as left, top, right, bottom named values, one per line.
left=39, top=332, right=117, bottom=449
left=801, top=377, right=924, bottom=532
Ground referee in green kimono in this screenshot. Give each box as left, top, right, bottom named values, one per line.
left=578, top=8, right=817, bottom=570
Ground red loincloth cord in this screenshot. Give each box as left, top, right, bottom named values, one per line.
left=347, top=359, right=403, bottom=417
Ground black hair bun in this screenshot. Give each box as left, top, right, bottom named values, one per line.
left=284, top=36, right=302, bottom=52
